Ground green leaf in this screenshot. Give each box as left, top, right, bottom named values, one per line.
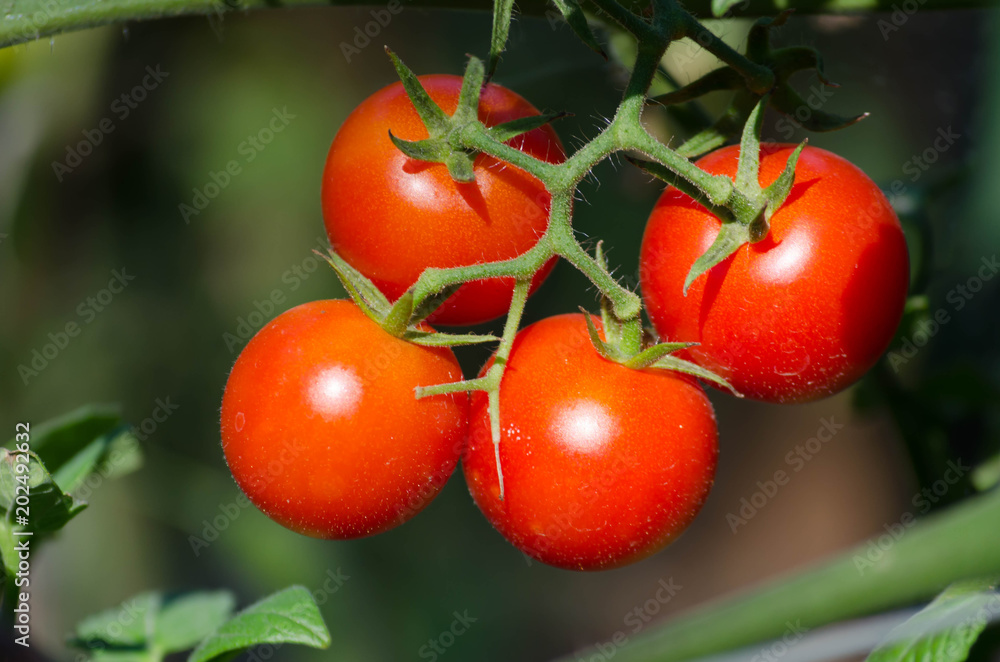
left=70, top=592, right=160, bottom=652
left=683, top=219, right=751, bottom=294
left=866, top=578, right=1000, bottom=662
left=0, top=449, right=87, bottom=531
left=550, top=0, right=607, bottom=58
left=156, top=592, right=236, bottom=653
left=188, top=586, right=331, bottom=662
left=403, top=331, right=500, bottom=348
left=70, top=590, right=237, bottom=660
left=5, top=404, right=121, bottom=474
left=488, top=112, right=567, bottom=144
left=488, top=0, right=516, bottom=79
left=0, top=449, right=88, bottom=591
left=52, top=425, right=142, bottom=495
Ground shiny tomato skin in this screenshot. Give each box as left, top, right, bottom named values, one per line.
left=640, top=144, right=909, bottom=404
left=463, top=314, right=718, bottom=571
left=322, top=75, right=565, bottom=326
left=221, top=300, right=468, bottom=539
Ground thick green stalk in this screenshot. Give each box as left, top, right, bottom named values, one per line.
left=554, top=487, right=1000, bottom=662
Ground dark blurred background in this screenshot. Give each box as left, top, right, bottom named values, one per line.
left=1, top=5, right=998, bottom=661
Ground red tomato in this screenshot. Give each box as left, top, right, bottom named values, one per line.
left=322, top=75, right=564, bottom=326
left=463, top=314, right=718, bottom=571
left=221, top=300, right=468, bottom=539
left=640, top=144, right=909, bottom=404
left=323, top=75, right=565, bottom=324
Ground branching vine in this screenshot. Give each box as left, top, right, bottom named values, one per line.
left=323, top=0, right=862, bottom=496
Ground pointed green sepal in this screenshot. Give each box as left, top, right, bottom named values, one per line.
left=382, top=291, right=414, bottom=337
left=581, top=307, right=623, bottom=362
left=388, top=132, right=450, bottom=163
left=771, top=46, right=837, bottom=86
left=593, top=242, right=618, bottom=345
left=488, top=112, right=568, bottom=144
left=488, top=0, right=515, bottom=80
left=410, top=283, right=462, bottom=324
left=734, top=97, right=768, bottom=192
left=627, top=157, right=733, bottom=220
left=771, top=85, right=868, bottom=133
left=551, top=0, right=607, bottom=59
left=650, top=67, right=743, bottom=107
left=445, top=151, right=477, bottom=183
left=403, top=331, right=500, bottom=348
left=651, top=354, right=741, bottom=396
left=683, top=221, right=751, bottom=294
left=455, top=56, right=486, bottom=123
left=385, top=48, right=449, bottom=133
left=318, top=249, right=390, bottom=322
left=624, top=341, right=699, bottom=370
left=762, top=139, right=807, bottom=223
left=746, top=9, right=794, bottom=58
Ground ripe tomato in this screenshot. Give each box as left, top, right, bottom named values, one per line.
left=321, top=75, right=565, bottom=326
left=221, top=300, right=468, bottom=539
left=640, top=144, right=909, bottom=404
left=463, top=314, right=718, bottom=571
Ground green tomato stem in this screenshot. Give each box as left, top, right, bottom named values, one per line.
left=556, top=487, right=1000, bottom=662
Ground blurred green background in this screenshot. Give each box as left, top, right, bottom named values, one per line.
left=1, top=5, right=998, bottom=661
